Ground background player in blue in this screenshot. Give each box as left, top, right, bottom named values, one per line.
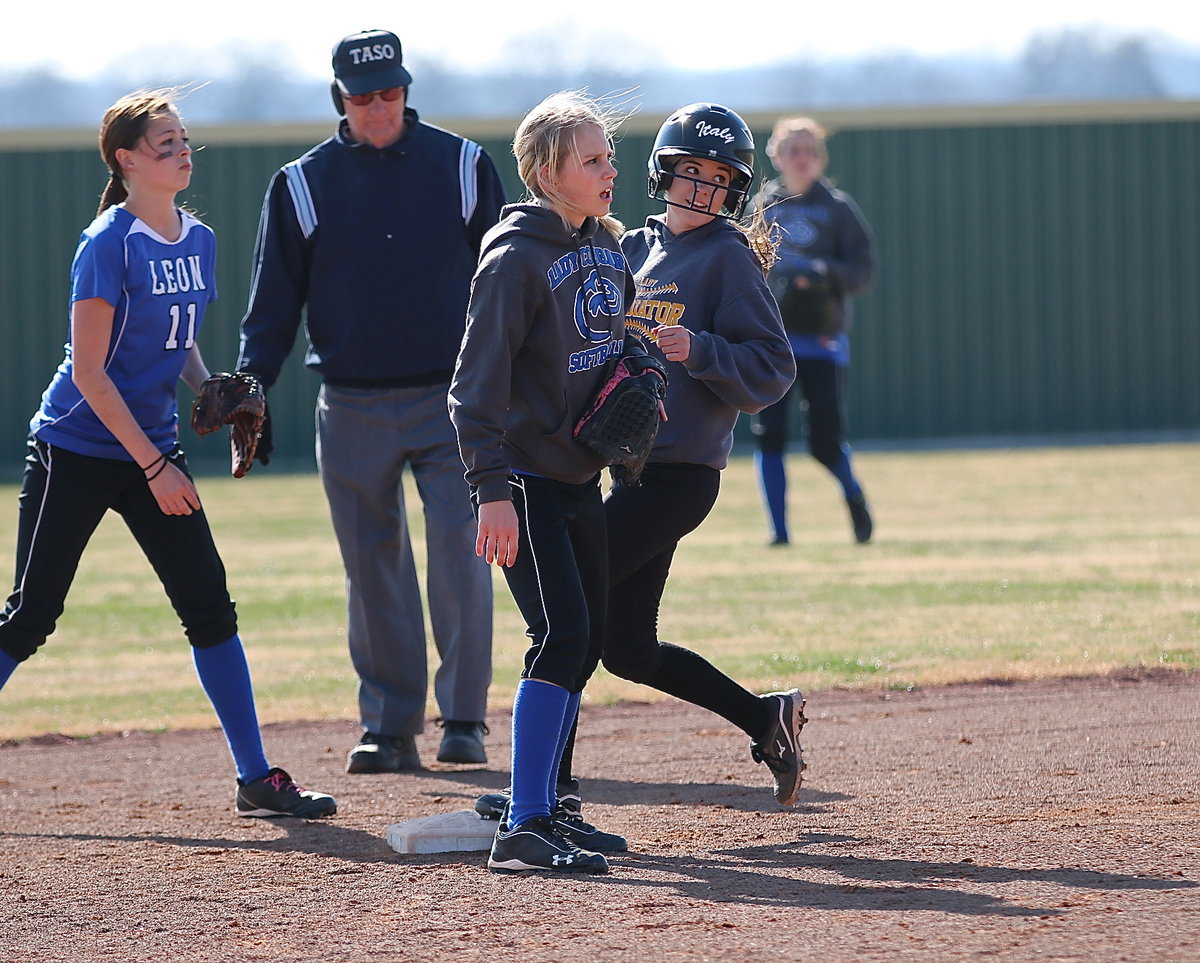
left=450, top=91, right=644, bottom=875
left=751, top=116, right=877, bottom=545
left=0, top=90, right=335, bottom=820
left=236, top=30, right=506, bottom=772
left=474, top=105, right=805, bottom=832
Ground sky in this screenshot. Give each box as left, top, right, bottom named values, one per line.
left=2, top=3, right=1196, bottom=80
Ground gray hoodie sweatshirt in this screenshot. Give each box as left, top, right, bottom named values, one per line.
left=621, top=215, right=795, bottom=469
left=450, top=203, right=636, bottom=503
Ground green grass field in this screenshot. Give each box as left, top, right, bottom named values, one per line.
left=0, top=443, right=1195, bottom=741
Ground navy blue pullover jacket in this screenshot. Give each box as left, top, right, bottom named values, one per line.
left=754, top=176, right=874, bottom=343
left=450, top=204, right=639, bottom=503
left=237, top=110, right=506, bottom=388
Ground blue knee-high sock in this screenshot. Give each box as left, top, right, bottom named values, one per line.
left=829, top=446, right=862, bottom=500
left=0, top=649, right=19, bottom=690
left=509, top=678, right=570, bottom=828
left=192, top=635, right=270, bottom=784
left=755, top=450, right=788, bottom=542
left=548, top=691, right=582, bottom=812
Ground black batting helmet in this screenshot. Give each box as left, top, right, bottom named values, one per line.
left=647, top=103, right=756, bottom=218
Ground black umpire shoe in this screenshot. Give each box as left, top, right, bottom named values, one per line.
left=236, top=768, right=337, bottom=819
left=750, top=688, right=808, bottom=807
left=436, top=720, right=489, bottom=764
left=847, top=492, right=873, bottom=544
left=346, top=732, right=422, bottom=773
left=488, top=816, right=609, bottom=875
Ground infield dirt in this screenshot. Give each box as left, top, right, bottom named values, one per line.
left=2, top=670, right=1197, bottom=962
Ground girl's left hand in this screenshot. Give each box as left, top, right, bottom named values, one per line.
left=148, top=461, right=202, bottom=516
left=654, top=325, right=691, bottom=363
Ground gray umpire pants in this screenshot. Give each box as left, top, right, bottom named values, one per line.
left=316, top=382, right=493, bottom=737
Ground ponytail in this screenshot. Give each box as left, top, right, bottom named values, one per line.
left=596, top=214, right=625, bottom=240
left=97, top=170, right=128, bottom=217
left=738, top=204, right=780, bottom=278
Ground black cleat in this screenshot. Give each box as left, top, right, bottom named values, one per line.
left=750, top=689, right=808, bottom=806
left=847, top=492, right=873, bottom=544
left=236, top=768, right=337, bottom=819
left=488, top=816, right=609, bottom=875
left=475, top=777, right=580, bottom=821
left=553, top=807, right=628, bottom=853
left=474, top=789, right=509, bottom=821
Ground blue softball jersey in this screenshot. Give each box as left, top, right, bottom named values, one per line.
left=31, top=206, right=217, bottom=460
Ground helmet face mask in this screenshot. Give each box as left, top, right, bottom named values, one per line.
left=654, top=154, right=743, bottom=219
left=647, top=103, right=756, bottom=219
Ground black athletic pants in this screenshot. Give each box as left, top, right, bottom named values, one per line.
left=498, top=473, right=608, bottom=692
left=0, top=438, right=237, bottom=662
left=603, top=461, right=767, bottom=738
left=754, top=357, right=848, bottom=468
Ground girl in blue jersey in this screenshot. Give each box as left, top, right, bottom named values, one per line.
left=0, top=90, right=334, bottom=820
left=450, top=90, right=643, bottom=875
left=752, top=116, right=876, bottom=545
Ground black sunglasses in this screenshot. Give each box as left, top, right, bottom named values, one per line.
left=340, top=86, right=403, bottom=107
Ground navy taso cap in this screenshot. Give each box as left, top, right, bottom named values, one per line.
left=332, top=29, right=412, bottom=95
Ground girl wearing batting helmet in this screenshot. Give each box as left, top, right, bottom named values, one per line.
left=0, top=90, right=335, bottom=820
left=475, top=104, right=805, bottom=836
left=604, top=104, right=804, bottom=807
left=450, top=89, right=653, bottom=875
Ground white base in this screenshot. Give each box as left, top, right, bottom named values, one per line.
left=386, top=810, right=497, bottom=854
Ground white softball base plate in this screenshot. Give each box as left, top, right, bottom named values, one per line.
left=386, top=810, right=497, bottom=854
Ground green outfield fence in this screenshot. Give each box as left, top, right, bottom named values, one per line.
left=1, top=101, right=1197, bottom=479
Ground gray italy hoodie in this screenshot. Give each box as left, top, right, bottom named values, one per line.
left=621, top=215, right=795, bottom=469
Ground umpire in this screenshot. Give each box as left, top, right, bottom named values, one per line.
left=237, top=29, right=505, bottom=771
